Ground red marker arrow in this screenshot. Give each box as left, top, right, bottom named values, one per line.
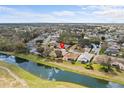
left=60, top=42, right=65, bottom=49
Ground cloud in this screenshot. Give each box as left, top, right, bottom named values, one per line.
left=0, top=5, right=124, bottom=23
left=79, top=6, right=124, bottom=19
left=0, top=6, right=56, bottom=23
left=94, top=7, right=124, bottom=19
left=53, top=11, right=75, bottom=16
left=0, top=6, right=16, bottom=13
left=0, top=6, right=77, bottom=23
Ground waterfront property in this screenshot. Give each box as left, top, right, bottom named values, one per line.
left=63, top=53, right=80, bottom=62
left=77, top=52, right=94, bottom=63
left=0, top=53, right=124, bottom=88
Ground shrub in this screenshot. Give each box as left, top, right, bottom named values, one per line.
left=85, top=64, right=94, bottom=70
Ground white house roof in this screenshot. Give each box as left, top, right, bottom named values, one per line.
left=60, top=49, right=68, bottom=56
left=77, top=52, right=94, bottom=62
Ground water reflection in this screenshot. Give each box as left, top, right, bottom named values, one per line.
left=48, top=68, right=60, bottom=81
left=0, top=53, right=124, bottom=88
left=107, top=82, right=124, bottom=88
left=15, top=57, right=29, bottom=63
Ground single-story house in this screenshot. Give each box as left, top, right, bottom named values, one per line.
left=49, top=40, right=57, bottom=47
left=53, top=49, right=68, bottom=56
left=64, top=44, right=71, bottom=49
left=112, top=44, right=121, bottom=50
left=30, top=48, right=41, bottom=55
left=84, top=47, right=91, bottom=53
left=93, top=55, right=124, bottom=70
left=93, top=55, right=110, bottom=64
left=60, top=49, right=68, bottom=56
left=68, top=45, right=85, bottom=53
left=63, top=53, right=80, bottom=62
left=111, top=62, right=124, bottom=70
left=50, top=35, right=59, bottom=41
left=77, top=52, right=94, bottom=63
left=105, top=47, right=119, bottom=56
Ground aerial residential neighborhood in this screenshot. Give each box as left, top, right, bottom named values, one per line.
left=23, top=23, right=124, bottom=70
left=1, top=23, right=124, bottom=88
left=0, top=5, right=124, bottom=88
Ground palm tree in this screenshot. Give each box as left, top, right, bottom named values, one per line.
left=85, top=62, right=94, bottom=70
left=101, top=56, right=112, bottom=72
left=107, top=57, right=112, bottom=71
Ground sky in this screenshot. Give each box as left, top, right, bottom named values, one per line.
left=0, top=5, right=124, bottom=23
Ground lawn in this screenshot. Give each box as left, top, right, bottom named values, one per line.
left=0, top=61, right=85, bottom=88
left=0, top=67, right=24, bottom=87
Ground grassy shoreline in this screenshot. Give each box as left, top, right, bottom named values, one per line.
left=0, top=61, right=85, bottom=88
left=1, top=51, right=124, bottom=86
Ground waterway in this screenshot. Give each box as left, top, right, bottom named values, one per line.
left=0, top=53, right=124, bottom=88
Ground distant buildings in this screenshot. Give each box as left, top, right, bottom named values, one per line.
left=2, top=23, right=123, bottom=66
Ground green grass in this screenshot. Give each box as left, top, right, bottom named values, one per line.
left=0, top=61, right=85, bottom=88
left=0, top=67, right=23, bottom=87
left=1, top=51, right=124, bottom=86
left=99, top=48, right=105, bottom=55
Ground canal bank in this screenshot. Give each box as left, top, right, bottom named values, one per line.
left=0, top=61, right=84, bottom=88
left=0, top=51, right=124, bottom=87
